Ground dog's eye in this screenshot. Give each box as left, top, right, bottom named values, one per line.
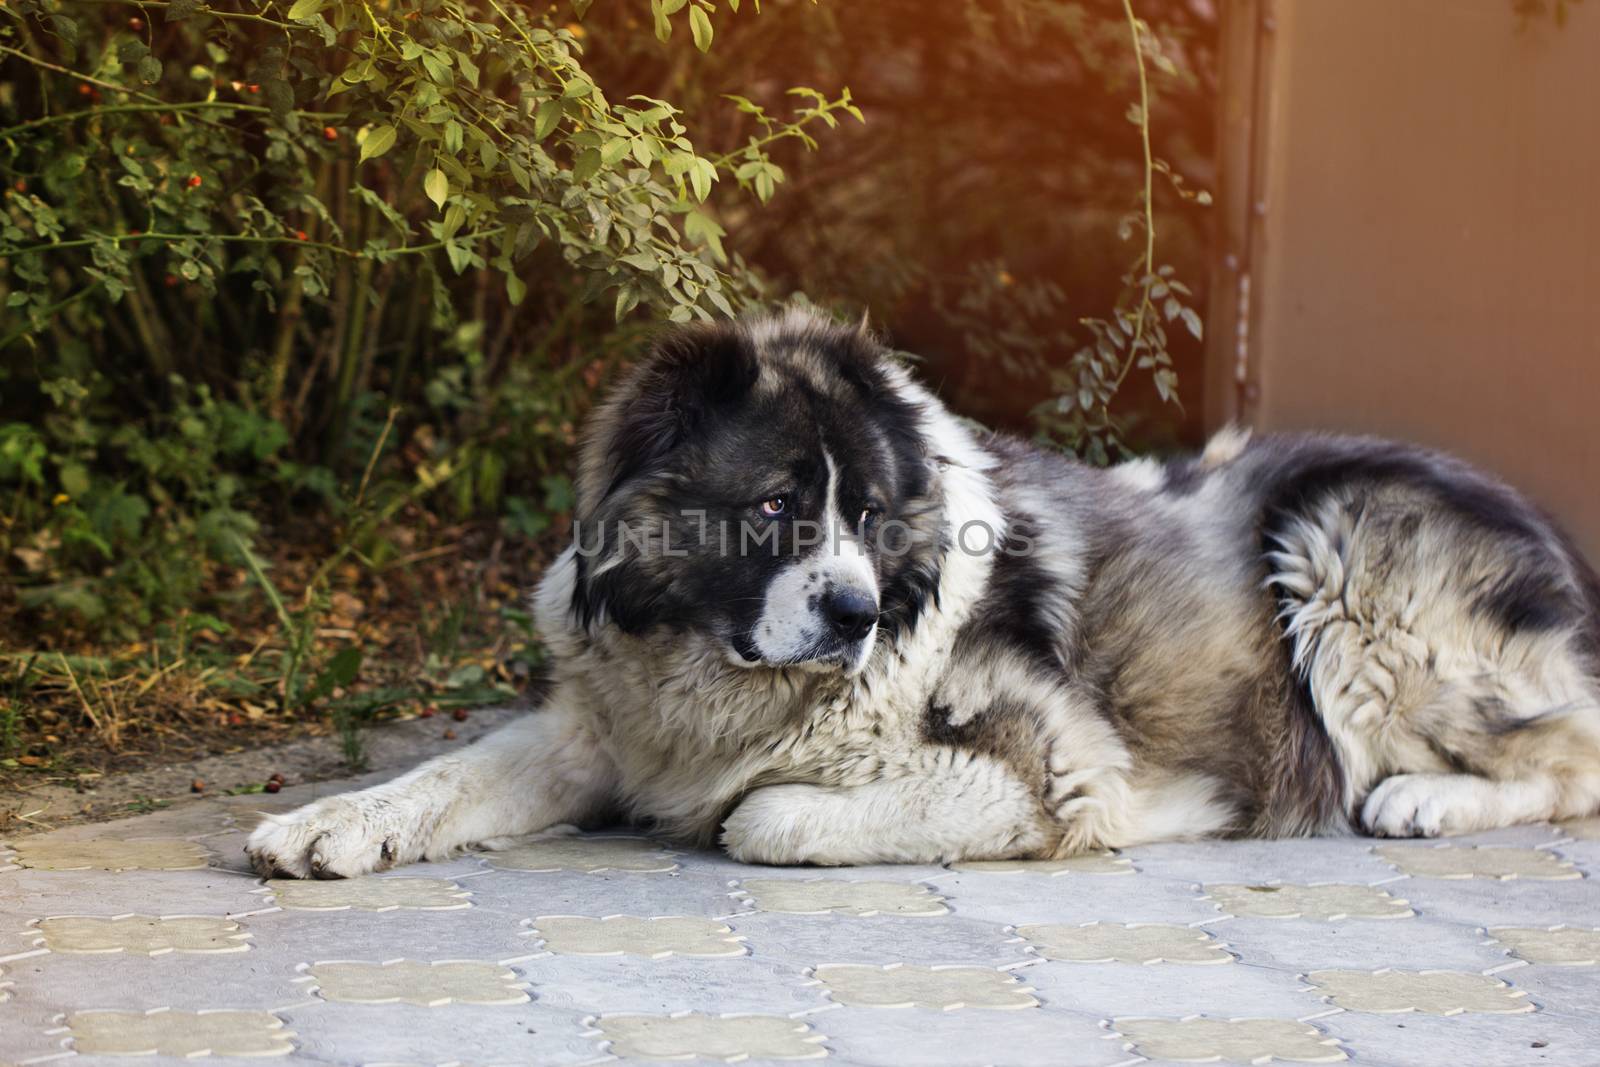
left=859, top=506, right=880, bottom=528
left=759, top=496, right=787, bottom=518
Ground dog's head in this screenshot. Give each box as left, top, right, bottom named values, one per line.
left=568, top=309, right=943, bottom=673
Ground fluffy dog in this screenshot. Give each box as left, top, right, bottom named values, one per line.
left=248, top=309, right=1600, bottom=876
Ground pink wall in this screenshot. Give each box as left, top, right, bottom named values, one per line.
left=1214, top=0, right=1600, bottom=557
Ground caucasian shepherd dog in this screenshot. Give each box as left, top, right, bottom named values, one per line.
left=249, top=309, right=1600, bottom=877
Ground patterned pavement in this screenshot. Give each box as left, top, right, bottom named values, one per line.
left=2, top=771, right=1599, bottom=1066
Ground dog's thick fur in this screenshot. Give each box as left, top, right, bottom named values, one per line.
left=249, top=310, right=1600, bottom=876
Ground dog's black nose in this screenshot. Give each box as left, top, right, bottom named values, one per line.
left=822, top=588, right=878, bottom=641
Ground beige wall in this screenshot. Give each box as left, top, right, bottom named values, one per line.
left=1221, top=0, right=1600, bottom=556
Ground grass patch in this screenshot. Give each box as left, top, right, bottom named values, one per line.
left=0, top=515, right=553, bottom=795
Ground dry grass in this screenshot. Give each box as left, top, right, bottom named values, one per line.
left=0, top=516, right=555, bottom=803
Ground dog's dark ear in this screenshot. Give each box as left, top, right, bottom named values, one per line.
left=601, top=325, right=758, bottom=499
left=570, top=549, right=683, bottom=635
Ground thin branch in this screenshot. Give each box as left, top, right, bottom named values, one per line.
left=1110, top=0, right=1157, bottom=397
left=0, top=45, right=237, bottom=132
left=708, top=95, right=858, bottom=169
left=0, top=284, right=97, bottom=351
left=0, top=100, right=340, bottom=141
left=3, top=227, right=506, bottom=260
left=483, top=0, right=570, bottom=89
left=68, top=0, right=295, bottom=31
left=0, top=44, right=159, bottom=100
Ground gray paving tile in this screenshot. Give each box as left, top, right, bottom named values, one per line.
left=3, top=793, right=1597, bottom=1066
left=1320, top=1006, right=1600, bottom=1067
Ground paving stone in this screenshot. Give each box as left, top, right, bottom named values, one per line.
left=1497, top=963, right=1600, bottom=1020
left=301, top=959, right=532, bottom=1006
left=485, top=834, right=680, bottom=873
left=947, top=850, right=1134, bottom=876
left=1375, top=845, right=1580, bottom=881
left=31, top=914, right=251, bottom=955
left=527, top=954, right=826, bottom=1016
left=286, top=1000, right=600, bottom=1065
left=1557, top=817, right=1600, bottom=841
left=460, top=862, right=741, bottom=920
left=589, top=1011, right=828, bottom=1062
left=730, top=910, right=1031, bottom=969
left=3, top=783, right=1599, bottom=1066
left=1202, top=882, right=1416, bottom=921
left=1318, top=1006, right=1600, bottom=1067
left=5, top=946, right=311, bottom=1011
left=1129, top=837, right=1404, bottom=886
left=262, top=875, right=473, bottom=912
left=530, top=914, right=747, bottom=958
left=1017, top=921, right=1234, bottom=965
left=0, top=993, right=72, bottom=1063
left=931, top=863, right=1218, bottom=927
left=1303, top=968, right=1535, bottom=1015
left=1217, top=915, right=1514, bottom=973
left=1024, top=954, right=1317, bottom=1019
left=1109, top=1016, right=1348, bottom=1064
left=737, top=877, right=950, bottom=918
left=11, top=837, right=211, bottom=872
left=60, top=1008, right=295, bottom=1056
left=816, top=1004, right=1123, bottom=1067
left=1383, top=870, right=1599, bottom=928
left=810, top=962, right=1039, bottom=1010
left=0, top=865, right=262, bottom=918
left=1485, top=926, right=1600, bottom=966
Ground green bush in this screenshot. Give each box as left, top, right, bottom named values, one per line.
left=0, top=0, right=857, bottom=636
left=1, top=0, right=1206, bottom=644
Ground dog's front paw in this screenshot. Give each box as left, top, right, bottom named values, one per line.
left=246, top=792, right=424, bottom=879
left=721, top=785, right=829, bottom=866
left=1360, top=773, right=1485, bottom=838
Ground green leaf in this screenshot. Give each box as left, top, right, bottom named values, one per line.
left=572, top=148, right=602, bottom=184
left=615, top=284, right=641, bottom=321
left=263, top=78, right=294, bottom=123
left=688, top=157, right=714, bottom=202
left=326, top=646, right=363, bottom=686
left=358, top=124, right=397, bottom=163
left=49, top=12, right=80, bottom=42
left=421, top=51, right=453, bottom=86
left=1180, top=307, right=1203, bottom=340
left=619, top=251, right=659, bottom=272
left=505, top=272, right=527, bottom=306
left=59, top=462, right=91, bottom=497
left=286, top=0, right=326, bottom=19
left=534, top=99, right=563, bottom=140
left=441, top=203, right=466, bottom=240
left=305, top=646, right=362, bottom=703
left=45, top=152, right=87, bottom=183
left=683, top=209, right=726, bottom=263
left=424, top=168, right=449, bottom=210
left=689, top=6, right=713, bottom=51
